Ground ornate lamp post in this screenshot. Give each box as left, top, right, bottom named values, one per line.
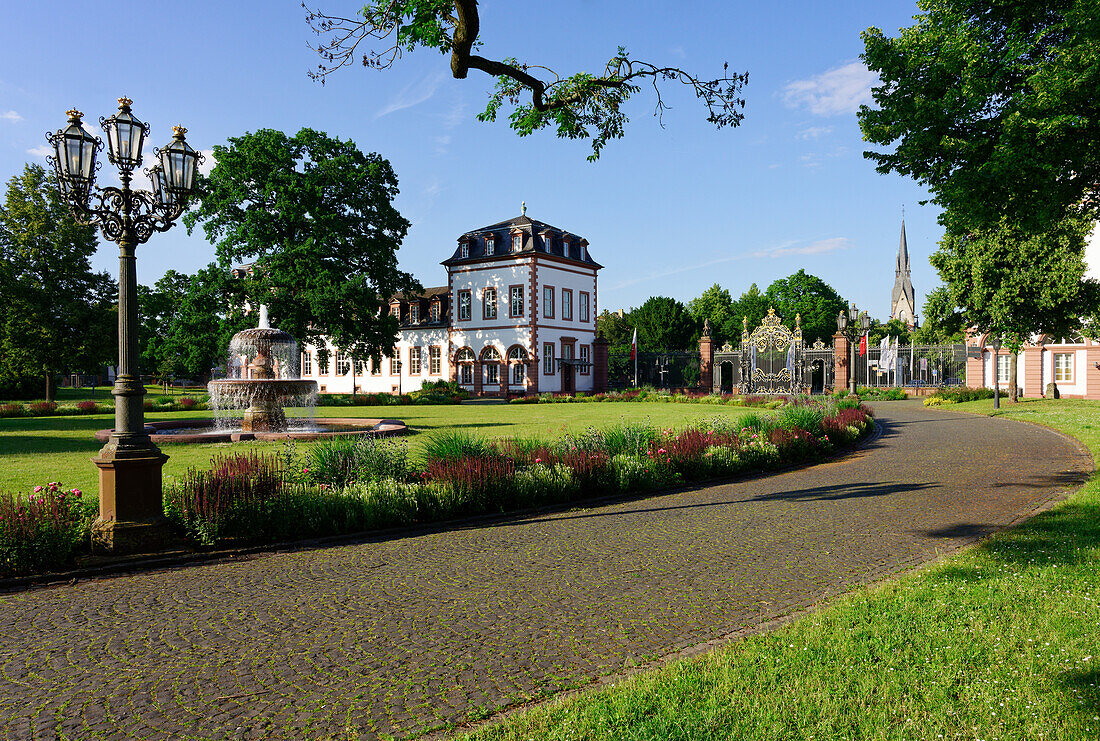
left=837, top=303, right=870, bottom=396
left=46, top=99, right=202, bottom=552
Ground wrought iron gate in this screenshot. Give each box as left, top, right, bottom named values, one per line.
left=738, top=308, right=804, bottom=395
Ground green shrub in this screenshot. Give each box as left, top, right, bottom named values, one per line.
left=776, top=404, right=825, bottom=437
left=422, top=429, right=496, bottom=463
left=0, top=484, right=90, bottom=577
left=600, top=420, right=660, bottom=457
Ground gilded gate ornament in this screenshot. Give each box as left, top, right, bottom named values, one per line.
left=738, top=308, right=804, bottom=395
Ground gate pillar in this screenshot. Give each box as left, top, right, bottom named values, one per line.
left=699, top=322, right=713, bottom=392
left=834, top=332, right=850, bottom=392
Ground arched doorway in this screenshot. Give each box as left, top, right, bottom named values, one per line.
left=719, top=361, right=734, bottom=393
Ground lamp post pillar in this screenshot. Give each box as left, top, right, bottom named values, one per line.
left=92, top=220, right=169, bottom=552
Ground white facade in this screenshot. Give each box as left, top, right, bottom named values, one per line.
left=298, top=213, right=602, bottom=396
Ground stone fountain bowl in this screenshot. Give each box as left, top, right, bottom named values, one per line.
left=207, top=377, right=319, bottom=401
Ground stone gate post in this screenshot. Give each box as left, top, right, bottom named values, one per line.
left=833, top=332, right=850, bottom=393
left=699, top=323, right=713, bottom=392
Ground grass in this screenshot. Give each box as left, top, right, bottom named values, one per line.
left=0, top=401, right=756, bottom=495
left=459, top=397, right=1100, bottom=741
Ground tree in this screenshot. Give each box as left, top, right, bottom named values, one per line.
left=595, top=309, right=632, bottom=347
left=868, top=318, right=912, bottom=346
left=629, top=296, right=697, bottom=352
left=305, top=2, right=749, bottom=160
left=687, top=283, right=738, bottom=344
left=185, top=128, right=419, bottom=364
left=931, top=217, right=1098, bottom=404
left=859, top=0, right=1100, bottom=232
left=0, top=164, right=116, bottom=401
left=730, top=283, right=770, bottom=338
left=764, top=270, right=847, bottom=345
left=137, top=270, right=192, bottom=382
left=910, top=286, right=964, bottom=344
left=162, top=265, right=250, bottom=382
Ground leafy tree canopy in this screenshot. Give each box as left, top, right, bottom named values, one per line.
left=910, top=286, right=964, bottom=344
left=687, top=283, right=738, bottom=344
left=0, top=164, right=115, bottom=400
left=763, top=270, right=847, bottom=345
left=306, top=1, right=748, bottom=160
left=859, top=0, right=1100, bottom=231
left=930, top=216, right=1098, bottom=350
left=629, top=296, right=697, bottom=352
left=185, top=128, right=419, bottom=363
left=730, top=283, right=770, bottom=338
left=868, top=318, right=913, bottom=346
left=595, top=309, right=632, bottom=347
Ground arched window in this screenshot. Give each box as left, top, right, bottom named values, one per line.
left=455, top=348, right=475, bottom=363
left=508, top=347, right=528, bottom=385
left=507, top=347, right=528, bottom=362
left=482, top=346, right=502, bottom=362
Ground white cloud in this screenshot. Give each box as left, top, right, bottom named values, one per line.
left=797, top=126, right=833, bottom=141
left=610, top=238, right=851, bottom=290
left=441, top=98, right=466, bottom=129
left=2, top=110, right=22, bottom=122
left=751, top=237, right=850, bottom=258
left=433, top=135, right=451, bottom=155
left=26, top=144, right=51, bottom=158
left=376, top=70, right=448, bottom=119
left=782, top=61, right=876, bottom=116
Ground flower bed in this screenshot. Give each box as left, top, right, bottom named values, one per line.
left=162, top=401, right=875, bottom=549
left=509, top=389, right=799, bottom=408
left=923, top=387, right=1002, bottom=406
left=0, top=483, right=91, bottom=578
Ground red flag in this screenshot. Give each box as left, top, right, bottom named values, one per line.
left=630, top=328, right=637, bottom=360
left=859, top=334, right=867, bottom=357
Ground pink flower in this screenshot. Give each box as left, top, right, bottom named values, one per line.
left=33, top=486, right=43, bottom=493
left=658, top=448, right=666, bottom=455
left=535, top=458, right=542, bottom=464
left=70, top=489, right=81, bottom=496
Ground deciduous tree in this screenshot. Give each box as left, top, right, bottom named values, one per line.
left=305, top=1, right=749, bottom=160
left=0, top=164, right=116, bottom=400
left=185, top=128, right=419, bottom=365
left=764, top=270, right=847, bottom=346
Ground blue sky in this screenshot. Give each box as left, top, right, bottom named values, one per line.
left=0, top=1, right=941, bottom=322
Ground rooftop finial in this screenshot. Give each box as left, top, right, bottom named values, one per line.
left=521, top=200, right=526, bottom=216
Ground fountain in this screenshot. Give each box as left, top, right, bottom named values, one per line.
left=93, top=305, right=407, bottom=444
left=208, top=306, right=318, bottom=432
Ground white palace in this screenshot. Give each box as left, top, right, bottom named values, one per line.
left=298, top=208, right=605, bottom=397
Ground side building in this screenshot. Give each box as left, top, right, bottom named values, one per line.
left=299, top=210, right=604, bottom=396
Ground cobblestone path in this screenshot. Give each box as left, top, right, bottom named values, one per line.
left=0, top=402, right=1092, bottom=740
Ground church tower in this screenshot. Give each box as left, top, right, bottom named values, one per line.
left=890, top=220, right=917, bottom=327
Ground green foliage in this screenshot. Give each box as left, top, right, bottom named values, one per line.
left=0, top=164, right=116, bottom=401
left=855, top=387, right=908, bottom=401
left=860, top=0, right=1100, bottom=233
left=629, top=296, right=698, bottom=351
left=306, top=5, right=748, bottom=160
left=422, top=429, right=497, bottom=463
left=0, top=483, right=90, bottom=577
left=764, top=270, right=848, bottom=346
left=932, top=217, right=1098, bottom=346
left=776, top=404, right=826, bottom=437
left=307, top=436, right=411, bottom=487
left=910, top=286, right=964, bottom=344
left=867, top=318, right=911, bottom=346
left=687, top=284, right=739, bottom=344
left=185, top=128, right=419, bottom=363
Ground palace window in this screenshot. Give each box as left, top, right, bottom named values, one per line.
left=318, top=352, right=329, bottom=375
left=389, top=305, right=399, bottom=318
left=429, top=346, right=441, bottom=375
left=509, top=346, right=528, bottom=385
left=390, top=354, right=399, bottom=375
left=483, top=287, right=497, bottom=320
left=459, top=241, right=469, bottom=258
left=458, top=290, right=471, bottom=321
left=543, top=342, right=555, bottom=375
left=510, top=286, right=524, bottom=317
left=563, top=239, right=570, bottom=257
left=1055, top=353, right=1074, bottom=382
left=301, top=352, right=312, bottom=376
left=409, top=347, right=422, bottom=375
left=543, top=286, right=555, bottom=318
left=512, top=233, right=522, bottom=251
left=580, top=292, right=590, bottom=323
left=486, top=236, right=495, bottom=256
left=409, top=304, right=419, bottom=324
left=485, top=363, right=499, bottom=385
left=996, top=354, right=1011, bottom=385
left=371, top=357, right=381, bottom=375
left=430, top=302, right=440, bottom=322
left=579, top=344, right=590, bottom=375
left=336, top=352, right=350, bottom=376
left=562, top=289, right=573, bottom=321
left=456, top=348, right=475, bottom=386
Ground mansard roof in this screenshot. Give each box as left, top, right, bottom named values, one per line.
left=443, top=213, right=602, bottom=268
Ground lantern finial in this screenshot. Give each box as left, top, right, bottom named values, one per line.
left=117, top=97, right=132, bottom=109
left=172, top=125, right=187, bottom=138
left=66, top=109, right=83, bottom=121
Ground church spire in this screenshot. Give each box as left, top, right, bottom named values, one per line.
left=891, top=217, right=916, bottom=327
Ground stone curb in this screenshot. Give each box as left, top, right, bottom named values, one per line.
left=0, top=419, right=882, bottom=595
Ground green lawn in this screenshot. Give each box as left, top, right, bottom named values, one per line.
left=461, top=398, right=1100, bottom=741
left=0, top=401, right=755, bottom=494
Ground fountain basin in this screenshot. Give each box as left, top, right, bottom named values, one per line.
left=94, top=418, right=408, bottom=444
left=208, top=378, right=319, bottom=432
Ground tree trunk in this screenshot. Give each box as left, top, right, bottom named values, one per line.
left=44, top=373, right=56, bottom=403
left=991, top=341, right=1001, bottom=410
left=1010, top=352, right=1019, bottom=403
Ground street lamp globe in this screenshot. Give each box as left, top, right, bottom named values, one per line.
left=100, top=97, right=149, bottom=173
left=158, top=126, right=202, bottom=197
left=146, top=164, right=174, bottom=208
left=837, top=309, right=848, bottom=332
left=860, top=311, right=871, bottom=332
left=45, top=109, right=101, bottom=200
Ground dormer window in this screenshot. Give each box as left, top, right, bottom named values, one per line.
left=430, top=302, right=440, bottom=322
left=563, top=239, right=571, bottom=257
left=512, top=233, right=522, bottom=251
left=486, top=236, right=495, bottom=255
left=459, top=240, right=469, bottom=258
left=409, top=304, right=419, bottom=324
